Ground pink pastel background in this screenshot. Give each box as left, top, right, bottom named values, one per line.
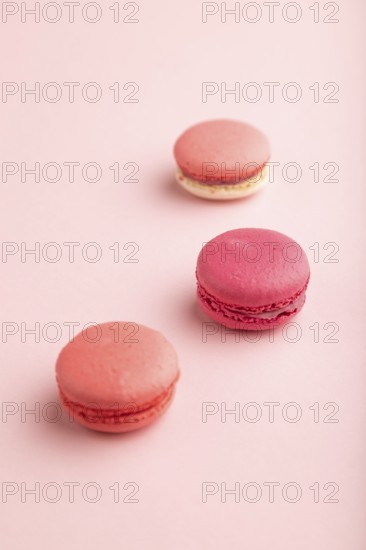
left=1, top=1, right=365, bottom=548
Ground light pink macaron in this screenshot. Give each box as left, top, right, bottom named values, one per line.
left=174, top=119, right=270, bottom=200
left=56, top=322, right=180, bottom=433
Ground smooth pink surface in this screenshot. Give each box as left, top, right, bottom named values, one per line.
left=174, top=119, right=270, bottom=182
left=1, top=1, right=366, bottom=549
left=197, top=228, right=310, bottom=305
left=56, top=322, right=179, bottom=432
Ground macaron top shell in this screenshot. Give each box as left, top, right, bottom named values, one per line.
left=197, top=229, right=310, bottom=308
left=56, top=322, right=179, bottom=410
left=174, top=119, right=270, bottom=183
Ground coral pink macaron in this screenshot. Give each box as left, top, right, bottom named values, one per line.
left=196, top=228, right=310, bottom=330
left=174, top=119, right=270, bottom=200
left=56, top=322, right=180, bottom=433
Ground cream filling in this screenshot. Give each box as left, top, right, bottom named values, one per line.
left=175, top=165, right=269, bottom=200
left=221, top=293, right=306, bottom=320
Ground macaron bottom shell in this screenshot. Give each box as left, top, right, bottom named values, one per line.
left=59, top=385, right=177, bottom=434
left=175, top=164, right=269, bottom=200
left=197, top=285, right=308, bottom=331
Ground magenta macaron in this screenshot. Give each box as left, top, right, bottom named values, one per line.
left=174, top=119, right=270, bottom=200
left=196, top=228, right=310, bottom=330
left=56, top=322, right=180, bottom=433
